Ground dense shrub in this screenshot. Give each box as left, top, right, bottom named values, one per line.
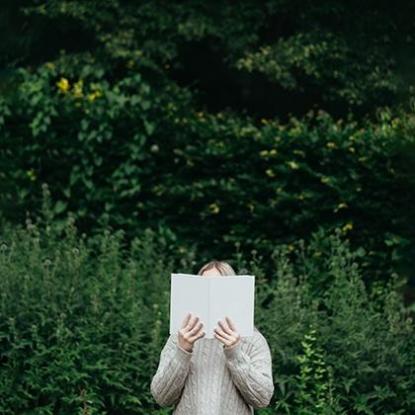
left=0, top=197, right=195, bottom=414
left=0, top=195, right=413, bottom=414
left=256, top=230, right=415, bottom=414
left=1, top=58, right=414, bottom=283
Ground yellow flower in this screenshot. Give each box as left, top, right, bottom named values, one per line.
left=334, top=202, right=348, bottom=213
left=287, top=161, right=299, bottom=170
left=293, top=149, right=306, bottom=157
left=265, top=169, right=275, bottom=177
left=326, top=142, right=336, bottom=149
left=260, top=148, right=278, bottom=158
left=72, top=79, right=83, bottom=98
left=56, top=77, right=70, bottom=93
left=45, top=62, right=55, bottom=70
left=208, top=203, right=220, bottom=214
left=87, top=90, right=102, bottom=102
left=342, top=222, right=353, bottom=233
left=26, top=169, right=36, bottom=181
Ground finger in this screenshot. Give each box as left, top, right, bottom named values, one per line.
left=188, top=321, right=203, bottom=337
left=214, top=331, right=233, bottom=346
left=180, top=315, right=198, bottom=334
left=218, top=319, right=233, bottom=336
left=181, top=312, right=191, bottom=329
left=213, top=331, right=227, bottom=343
left=214, top=326, right=232, bottom=340
left=185, top=314, right=199, bottom=331
left=215, top=330, right=240, bottom=348
left=189, top=327, right=205, bottom=342
left=225, top=316, right=237, bottom=331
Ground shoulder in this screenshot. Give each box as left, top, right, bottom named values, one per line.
left=243, top=326, right=271, bottom=351
left=252, top=326, right=268, bottom=342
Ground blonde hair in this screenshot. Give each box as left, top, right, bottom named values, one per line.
left=197, top=260, right=236, bottom=276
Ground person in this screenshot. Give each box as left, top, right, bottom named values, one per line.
left=150, top=260, right=274, bottom=414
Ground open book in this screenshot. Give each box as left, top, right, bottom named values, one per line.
left=169, top=273, right=255, bottom=338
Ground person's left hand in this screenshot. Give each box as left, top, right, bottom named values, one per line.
left=214, top=316, right=241, bottom=349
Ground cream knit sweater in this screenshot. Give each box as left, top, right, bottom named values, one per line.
left=150, top=327, right=274, bottom=414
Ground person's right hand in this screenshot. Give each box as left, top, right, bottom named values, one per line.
left=177, top=312, right=205, bottom=353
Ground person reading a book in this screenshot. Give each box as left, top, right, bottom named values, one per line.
left=150, top=260, right=274, bottom=414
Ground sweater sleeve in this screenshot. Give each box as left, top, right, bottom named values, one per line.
left=150, top=333, right=193, bottom=407
left=223, top=332, right=274, bottom=408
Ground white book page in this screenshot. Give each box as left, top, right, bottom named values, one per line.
left=209, top=275, right=255, bottom=338
left=169, top=273, right=255, bottom=339
left=169, top=274, right=209, bottom=336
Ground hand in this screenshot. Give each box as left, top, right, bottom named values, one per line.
left=214, top=316, right=241, bottom=349
left=177, top=312, right=205, bottom=353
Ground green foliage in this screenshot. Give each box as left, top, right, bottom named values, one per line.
left=2, top=1, right=414, bottom=116
left=0, top=188, right=196, bottom=414
left=1, top=2, right=414, bottom=413
left=0, top=195, right=413, bottom=414
left=235, top=30, right=400, bottom=108
left=0, top=53, right=191, bottom=227
left=255, top=229, right=414, bottom=414
left=1, top=1, right=415, bottom=284
left=294, top=325, right=341, bottom=414
left=1, top=58, right=414, bottom=282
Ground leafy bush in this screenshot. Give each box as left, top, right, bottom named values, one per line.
left=1, top=57, right=414, bottom=283
left=0, top=187, right=196, bottom=414
left=256, top=229, right=415, bottom=414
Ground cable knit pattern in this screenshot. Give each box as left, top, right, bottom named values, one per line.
left=150, top=327, right=274, bottom=414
